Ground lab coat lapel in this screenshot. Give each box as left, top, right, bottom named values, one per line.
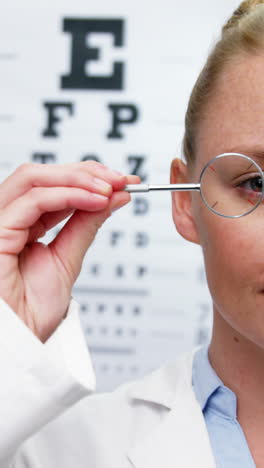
left=127, top=350, right=216, bottom=468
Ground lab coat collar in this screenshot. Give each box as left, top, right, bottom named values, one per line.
left=127, top=347, right=216, bottom=468
left=128, top=347, right=199, bottom=409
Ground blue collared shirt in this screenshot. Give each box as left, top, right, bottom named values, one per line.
left=192, top=345, right=255, bottom=467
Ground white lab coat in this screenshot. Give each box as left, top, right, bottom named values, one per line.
left=0, top=297, right=216, bottom=468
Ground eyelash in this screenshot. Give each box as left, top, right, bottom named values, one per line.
left=236, top=175, right=263, bottom=193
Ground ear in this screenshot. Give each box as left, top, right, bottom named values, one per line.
left=170, top=158, right=200, bottom=245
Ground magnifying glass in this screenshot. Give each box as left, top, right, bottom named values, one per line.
left=124, top=153, right=264, bottom=219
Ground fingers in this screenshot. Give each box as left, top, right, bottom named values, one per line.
left=49, top=192, right=132, bottom=281
left=0, top=159, right=142, bottom=252
left=26, top=209, right=75, bottom=244
left=0, top=187, right=112, bottom=229
left=0, top=161, right=140, bottom=209
left=26, top=178, right=139, bottom=244
left=0, top=187, right=110, bottom=254
left=108, top=190, right=131, bottom=211
left=121, top=174, right=141, bottom=185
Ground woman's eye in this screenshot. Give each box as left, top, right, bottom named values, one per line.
left=239, top=176, right=263, bottom=192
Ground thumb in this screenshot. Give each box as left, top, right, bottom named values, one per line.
left=49, top=191, right=131, bottom=282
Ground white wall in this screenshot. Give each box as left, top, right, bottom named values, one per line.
left=0, top=0, right=239, bottom=390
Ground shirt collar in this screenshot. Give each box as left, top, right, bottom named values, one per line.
left=192, top=345, right=237, bottom=419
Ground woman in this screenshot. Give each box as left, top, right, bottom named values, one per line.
left=0, top=1, right=262, bottom=466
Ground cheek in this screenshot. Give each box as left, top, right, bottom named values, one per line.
left=193, top=202, right=264, bottom=342
left=193, top=200, right=264, bottom=306
left=203, top=221, right=250, bottom=293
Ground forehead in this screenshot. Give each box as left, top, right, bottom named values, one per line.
left=195, top=53, right=264, bottom=171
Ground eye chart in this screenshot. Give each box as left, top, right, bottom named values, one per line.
left=0, top=0, right=239, bottom=391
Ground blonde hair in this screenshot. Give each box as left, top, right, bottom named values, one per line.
left=183, top=0, right=264, bottom=165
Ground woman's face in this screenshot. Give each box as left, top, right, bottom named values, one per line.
left=172, top=53, right=264, bottom=347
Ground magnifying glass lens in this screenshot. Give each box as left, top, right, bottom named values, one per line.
left=200, top=153, right=264, bottom=218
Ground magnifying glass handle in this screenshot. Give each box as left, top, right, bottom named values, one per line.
left=124, top=184, right=149, bottom=192
left=124, top=184, right=200, bottom=193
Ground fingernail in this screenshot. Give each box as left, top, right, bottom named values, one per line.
left=112, top=198, right=130, bottom=212
left=93, top=177, right=112, bottom=194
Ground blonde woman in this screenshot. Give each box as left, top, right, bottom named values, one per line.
left=0, top=1, right=263, bottom=467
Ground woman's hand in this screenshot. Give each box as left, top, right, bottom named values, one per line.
left=0, top=161, right=140, bottom=342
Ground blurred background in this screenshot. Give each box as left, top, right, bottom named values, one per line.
left=0, top=0, right=239, bottom=391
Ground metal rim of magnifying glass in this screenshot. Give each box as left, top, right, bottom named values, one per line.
left=199, top=152, right=264, bottom=219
